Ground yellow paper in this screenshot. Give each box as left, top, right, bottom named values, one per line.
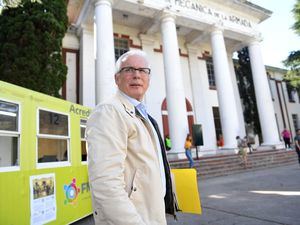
left=171, top=168, right=202, bottom=214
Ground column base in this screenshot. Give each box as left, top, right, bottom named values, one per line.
left=216, top=147, right=238, bottom=155
left=167, top=147, right=240, bottom=160
left=167, top=152, right=186, bottom=161
left=257, top=142, right=285, bottom=151
left=167, top=147, right=202, bottom=160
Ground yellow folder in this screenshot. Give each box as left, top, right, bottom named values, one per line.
left=171, top=169, right=202, bottom=214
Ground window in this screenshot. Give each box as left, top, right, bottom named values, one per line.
left=292, top=114, right=299, bottom=131
left=206, top=58, right=216, bottom=87
left=80, top=119, right=87, bottom=162
left=37, top=109, right=69, bottom=164
left=286, top=82, right=296, bottom=102
left=0, top=100, right=20, bottom=168
left=114, top=38, right=129, bottom=61
left=213, top=107, right=222, bottom=139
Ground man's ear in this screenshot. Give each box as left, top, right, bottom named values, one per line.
left=114, top=74, right=119, bottom=85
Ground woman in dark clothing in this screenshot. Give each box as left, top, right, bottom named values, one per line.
left=294, top=129, right=300, bottom=166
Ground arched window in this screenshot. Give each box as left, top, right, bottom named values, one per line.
left=161, top=98, right=194, bottom=138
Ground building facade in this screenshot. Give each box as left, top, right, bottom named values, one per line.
left=267, top=66, right=300, bottom=141
left=63, top=0, right=300, bottom=158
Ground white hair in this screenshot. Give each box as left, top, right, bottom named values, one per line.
left=115, top=49, right=150, bottom=74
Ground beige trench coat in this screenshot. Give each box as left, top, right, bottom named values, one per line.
left=86, top=92, right=167, bottom=225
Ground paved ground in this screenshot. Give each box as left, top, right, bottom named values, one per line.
left=73, top=164, right=300, bottom=225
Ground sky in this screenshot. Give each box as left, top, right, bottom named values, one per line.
left=249, top=0, right=299, bottom=69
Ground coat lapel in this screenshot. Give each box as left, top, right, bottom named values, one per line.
left=116, top=93, right=176, bottom=216
left=148, top=115, right=176, bottom=216
left=116, top=91, right=136, bottom=118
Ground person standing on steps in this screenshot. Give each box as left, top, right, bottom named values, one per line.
left=165, top=135, right=172, bottom=151
left=294, top=129, right=300, bottom=166
left=184, top=134, right=194, bottom=168
left=281, top=128, right=292, bottom=150
left=236, top=136, right=248, bottom=168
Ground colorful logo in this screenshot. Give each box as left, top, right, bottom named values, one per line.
left=64, top=178, right=80, bottom=205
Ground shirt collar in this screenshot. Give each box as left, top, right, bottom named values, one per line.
left=119, top=91, right=149, bottom=120
left=119, top=91, right=144, bottom=107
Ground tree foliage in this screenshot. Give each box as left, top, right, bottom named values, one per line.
left=0, top=0, right=68, bottom=97
left=292, top=0, right=300, bottom=35
left=2, top=0, right=21, bottom=7
left=284, top=50, right=300, bottom=87
left=235, top=47, right=262, bottom=137
left=284, top=0, right=300, bottom=88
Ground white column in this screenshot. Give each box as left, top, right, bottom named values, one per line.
left=139, top=34, right=155, bottom=107
left=94, top=0, right=116, bottom=104
left=248, top=40, right=281, bottom=146
left=210, top=28, right=239, bottom=149
left=186, top=44, right=216, bottom=151
left=227, top=51, right=246, bottom=137
left=160, top=12, right=189, bottom=156
left=139, top=34, right=164, bottom=130
left=79, top=27, right=96, bottom=108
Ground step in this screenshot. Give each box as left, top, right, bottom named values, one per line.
left=170, top=149, right=298, bottom=179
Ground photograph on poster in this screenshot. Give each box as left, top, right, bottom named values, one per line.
left=30, top=174, right=56, bottom=225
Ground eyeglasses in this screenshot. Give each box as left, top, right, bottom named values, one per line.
left=119, top=67, right=151, bottom=75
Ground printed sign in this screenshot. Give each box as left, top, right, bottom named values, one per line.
left=30, top=174, right=56, bottom=225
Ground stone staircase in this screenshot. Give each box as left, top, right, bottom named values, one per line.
left=170, top=149, right=298, bottom=179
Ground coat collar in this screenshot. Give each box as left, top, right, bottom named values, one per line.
left=116, top=91, right=140, bottom=119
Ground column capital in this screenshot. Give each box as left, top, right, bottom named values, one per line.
left=246, top=32, right=263, bottom=46
left=209, top=21, right=224, bottom=34
left=93, top=0, right=113, bottom=7
left=159, top=10, right=176, bottom=23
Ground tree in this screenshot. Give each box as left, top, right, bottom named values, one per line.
left=284, top=0, right=300, bottom=88
left=284, top=50, right=300, bottom=87
left=0, top=0, right=68, bottom=97
left=2, top=0, right=21, bottom=7
left=292, top=0, right=300, bottom=35
left=235, top=47, right=262, bottom=138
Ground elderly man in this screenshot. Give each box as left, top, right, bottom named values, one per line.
left=86, top=50, right=176, bottom=225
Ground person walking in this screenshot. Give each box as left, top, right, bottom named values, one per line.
left=281, top=128, right=292, bottom=149
left=184, top=134, right=194, bottom=168
left=236, top=136, right=248, bottom=168
left=86, top=50, right=176, bottom=225
left=294, top=129, right=300, bottom=166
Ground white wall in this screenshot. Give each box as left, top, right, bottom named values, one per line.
left=79, top=29, right=95, bottom=108
left=145, top=52, right=166, bottom=134
left=267, top=69, right=300, bottom=139
left=65, top=52, right=77, bottom=103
